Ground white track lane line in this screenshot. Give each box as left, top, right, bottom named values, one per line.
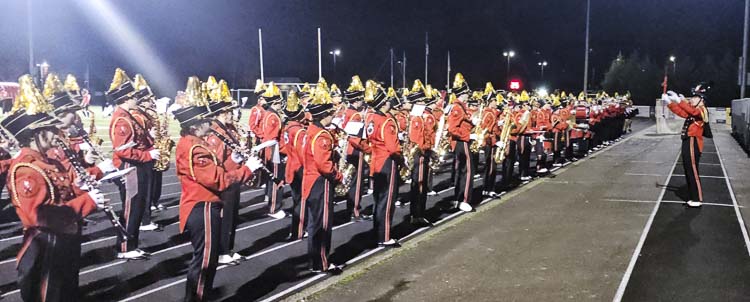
left=612, top=150, right=681, bottom=302
left=715, top=139, right=750, bottom=256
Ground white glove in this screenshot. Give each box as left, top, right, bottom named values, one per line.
left=249, top=131, right=256, bottom=138
left=96, top=159, right=117, bottom=173
left=149, top=128, right=158, bottom=139
left=245, top=156, right=264, bottom=172
left=496, top=141, right=505, bottom=149
left=88, top=189, right=106, bottom=209
left=661, top=93, right=672, bottom=105
left=470, top=134, right=478, bottom=140
left=148, top=149, right=161, bottom=161
left=83, top=149, right=97, bottom=165
left=666, top=91, right=680, bottom=102
left=231, top=151, right=245, bottom=164
left=679, top=94, right=685, bottom=100
left=497, top=120, right=505, bottom=126
left=397, top=132, right=406, bottom=141
left=471, top=117, right=480, bottom=126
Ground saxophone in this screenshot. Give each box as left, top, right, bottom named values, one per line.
left=469, top=104, right=487, bottom=153
left=494, top=110, right=514, bottom=164
left=334, top=130, right=356, bottom=196
left=87, top=109, right=104, bottom=146
left=152, top=110, right=175, bottom=171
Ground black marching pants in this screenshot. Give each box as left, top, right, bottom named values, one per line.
left=500, top=139, right=518, bottom=190
left=453, top=141, right=475, bottom=204
left=346, top=151, right=366, bottom=218
left=219, top=183, right=241, bottom=254
left=306, top=176, right=334, bottom=271
left=142, top=169, right=162, bottom=225
left=18, top=231, right=81, bottom=302
left=290, top=168, right=306, bottom=240
left=410, top=151, right=430, bottom=219
left=184, top=202, right=222, bottom=302
left=116, top=161, right=153, bottom=252
left=483, top=145, right=497, bottom=192
left=518, top=136, right=532, bottom=178
left=373, top=158, right=398, bottom=242
left=266, top=161, right=284, bottom=214
left=681, top=136, right=703, bottom=202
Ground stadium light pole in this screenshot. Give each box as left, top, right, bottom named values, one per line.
left=538, top=61, right=548, bottom=81
left=329, top=49, right=340, bottom=83
left=503, top=50, right=515, bottom=82
left=669, top=56, right=676, bottom=74
left=742, top=0, right=749, bottom=98
left=583, top=0, right=591, bottom=95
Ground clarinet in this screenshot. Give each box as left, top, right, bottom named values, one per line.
left=54, top=138, right=131, bottom=242
left=69, top=125, right=103, bottom=159
left=208, top=128, right=282, bottom=183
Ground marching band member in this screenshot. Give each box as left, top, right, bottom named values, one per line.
left=517, top=92, right=534, bottom=181
left=341, top=76, right=372, bottom=221
left=406, top=84, right=436, bottom=226
left=365, top=81, right=402, bottom=247
left=280, top=90, right=308, bottom=240
left=664, top=83, right=710, bottom=208
left=480, top=87, right=501, bottom=197
left=532, top=99, right=551, bottom=174
left=131, top=74, right=161, bottom=231
left=174, top=77, right=263, bottom=301
left=260, top=82, right=287, bottom=219
left=107, top=68, right=160, bottom=260
left=4, top=75, right=107, bottom=302
left=206, top=78, right=245, bottom=265
left=248, top=79, right=267, bottom=146
left=447, top=73, right=476, bottom=212
left=302, top=87, right=344, bottom=273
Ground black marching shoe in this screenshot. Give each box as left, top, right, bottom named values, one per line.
left=410, top=216, right=433, bottom=227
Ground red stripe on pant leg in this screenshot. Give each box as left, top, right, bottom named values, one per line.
left=354, top=155, right=363, bottom=216
left=690, top=137, right=703, bottom=201
left=463, top=143, right=471, bottom=203
left=321, top=180, right=329, bottom=269
left=418, top=157, right=424, bottom=193
left=270, top=163, right=278, bottom=214
left=385, top=162, right=395, bottom=241
left=197, top=203, right=211, bottom=300
left=298, top=197, right=306, bottom=239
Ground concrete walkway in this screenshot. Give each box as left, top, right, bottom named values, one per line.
left=303, top=125, right=750, bottom=302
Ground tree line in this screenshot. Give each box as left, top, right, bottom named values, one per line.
left=600, top=50, right=740, bottom=107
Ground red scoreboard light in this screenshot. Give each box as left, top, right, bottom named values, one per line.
left=509, top=80, right=522, bottom=91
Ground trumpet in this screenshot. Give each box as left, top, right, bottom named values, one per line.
left=53, top=138, right=130, bottom=242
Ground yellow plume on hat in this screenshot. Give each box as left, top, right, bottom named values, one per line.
left=387, top=87, right=397, bottom=98
left=133, top=74, right=151, bottom=92
left=311, top=85, right=332, bottom=105
left=330, top=84, right=341, bottom=96
left=560, top=91, right=567, bottom=99
left=364, top=80, right=382, bottom=103
left=578, top=92, right=585, bottom=100
left=317, top=77, right=329, bottom=93
left=108, top=68, right=131, bottom=92
left=452, top=73, right=466, bottom=89
left=519, top=90, right=530, bottom=102
left=448, top=93, right=457, bottom=104
left=286, top=90, right=300, bottom=111
left=424, top=84, right=434, bottom=98
left=495, top=93, right=505, bottom=105
left=64, top=74, right=80, bottom=92
left=14, top=75, right=53, bottom=114
left=253, top=79, right=266, bottom=94
left=42, top=73, right=64, bottom=100
left=552, top=95, right=561, bottom=107
left=207, top=76, right=221, bottom=101
left=347, top=75, right=365, bottom=92
left=218, top=80, right=233, bottom=102
left=262, top=82, right=281, bottom=98
left=300, top=83, right=311, bottom=94
left=411, top=79, right=426, bottom=93
left=185, top=76, right=209, bottom=107
left=483, top=82, right=495, bottom=96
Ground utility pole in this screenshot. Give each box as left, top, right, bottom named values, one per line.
left=583, top=0, right=591, bottom=94
left=424, top=32, right=429, bottom=84
left=742, top=0, right=749, bottom=98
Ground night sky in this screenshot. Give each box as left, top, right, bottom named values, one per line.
left=0, top=0, right=745, bottom=97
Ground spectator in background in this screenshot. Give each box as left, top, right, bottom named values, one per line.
left=0, top=86, right=10, bottom=114
left=81, top=89, right=91, bottom=109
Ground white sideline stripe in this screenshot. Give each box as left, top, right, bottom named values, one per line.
left=673, top=174, right=727, bottom=179
left=612, top=151, right=681, bottom=302
left=624, top=173, right=665, bottom=177
left=603, top=198, right=741, bottom=208
left=715, top=141, right=750, bottom=256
